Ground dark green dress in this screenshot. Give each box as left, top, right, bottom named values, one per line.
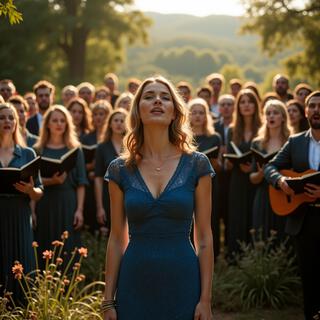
left=251, top=140, right=286, bottom=240
left=81, top=131, right=98, bottom=232
left=94, top=140, right=119, bottom=229
left=0, top=145, right=42, bottom=302
left=227, top=130, right=255, bottom=256
left=35, top=147, right=88, bottom=256
left=194, top=133, right=221, bottom=257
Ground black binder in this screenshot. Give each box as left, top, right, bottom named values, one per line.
left=250, top=148, right=278, bottom=166
left=202, top=146, right=219, bottom=159
left=286, top=171, right=320, bottom=194
left=40, top=148, right=78, bottom=178
left=0, top=156, right=41, bottom=194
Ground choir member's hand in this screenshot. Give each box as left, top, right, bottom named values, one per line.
left=256, top=163, right=264, bottom=177
left=277, top=176, right=295, bottom=196
left=103, top=308, right=117, bottom=320
left=97, top=207, right=106, bottom=225
left=73, top=209, right=84, bottom=230
left=14, top=176, right=35, bottom=195
left=194, top=300, right=213, bottom=320
left=304, top=183, right=320, bottom=199
left=52, top=172, right=67, bottom=185
left=239, top=162, right=252, bottom=173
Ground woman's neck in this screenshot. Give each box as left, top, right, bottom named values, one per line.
left=111, top=132, right=123, bottom=144
left=47, top=134, right=65, bottom=147
left=0, top=134, right=14, bottom=148
left=192, top=125, right=204, bottom=136
left=269, top=126, right=282, bottom=140
left=243, top=116, right=253, bottom=132
left=142, top=125, right=177, bottom=160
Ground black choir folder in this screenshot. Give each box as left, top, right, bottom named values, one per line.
left=40, top=148, right=78, bottom=177
left=82, top=144, right=97, bottom=163
left=286, top=171, right=320, bottom=194
left=250, top=148, right=278, bottom=166
left=0, top=156, right=40, bottom=194
left=202, top=146, right=219, bottom=159
left=223, top=141, right=252, bottom=165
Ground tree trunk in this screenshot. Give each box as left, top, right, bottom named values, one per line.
left=65, top=27, right=89, bottom=84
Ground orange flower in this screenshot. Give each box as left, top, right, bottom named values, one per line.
left=32, top=241, right=39, bottom=248
left=78, top=247, right=88, bottom=257
left=12, top=262, right=23, bottom=279
left=42, top=250, right=53, bottom=260
left=61, top=231, right=69, bottom=240
left=56, top=258, right=63, bottom=265
left=63, top=279, right=70, bottom=286
left=52, top=240, right=64, bottom=247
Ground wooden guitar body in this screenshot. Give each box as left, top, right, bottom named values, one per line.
left=269, top=169, right=316, bottom=216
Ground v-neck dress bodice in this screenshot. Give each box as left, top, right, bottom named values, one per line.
left=105, top=151, right=214, bottom=320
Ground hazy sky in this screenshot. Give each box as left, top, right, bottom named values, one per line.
left=133, top=0, right=245, bottom=16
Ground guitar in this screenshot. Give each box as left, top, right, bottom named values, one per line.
left=269, top=169, right=318, bottom=216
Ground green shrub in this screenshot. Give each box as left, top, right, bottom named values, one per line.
left=213, top=230, right=301, bottom=311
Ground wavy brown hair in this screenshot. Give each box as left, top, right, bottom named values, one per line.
left=230, top=89, right=262, bottom=146
left=100, top=108, right=128, bottom=143
left=122, top=75, right=196, bottom=167
left=254, top=99, right=291, bottom=150
left=188, top=98, right=214, bottom=136
left=0, top=103, right=26, bottom=147
left=67, top=97, right=92, bottom=135
left=34, top=105, right=80, bottom=151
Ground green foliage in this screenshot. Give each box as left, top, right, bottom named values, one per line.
left=80, top=231, right=108, bottom=283
left=0, top=0, right=22, bottom=24
left=0, top=0, right=151, bottom=91
left=213, top=231, right=301, bottom=311
left=240, top=0, right=320, bottom=85
left=1, top=233, right=104, bottom=319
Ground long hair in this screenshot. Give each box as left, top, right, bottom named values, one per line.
left=67, top=97, right=92, bottom=134
left=255, top=99, right=291, bottom=150
left=100, top=108, right=128, bottom=143
left=0, top=103, right=26, bottom=147
left=230, top=89, right=262, bottom=146
left=91, top=100, right=112, bottom=129
left=286, top=99, right=309, bottom=133
left=114, top=92, right=134, bottom=111
left=122, top=75, right=196, bottom=167
left=188, top=98, right=214, bottom=136
left=34, top=105, right=80, bottom=151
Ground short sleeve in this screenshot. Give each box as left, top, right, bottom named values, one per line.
left=104, top=158, right=123, bottom=188
left=73, top=149, right=89, bottom=186
left=194, top=152, right=215, bottom=185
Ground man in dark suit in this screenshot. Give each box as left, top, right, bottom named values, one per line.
left=26, top=80, right=55, bottom=135
left=265, top=91, right=320, bottom=320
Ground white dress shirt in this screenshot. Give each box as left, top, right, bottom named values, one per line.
left=308, top=131, right=320, bottom=171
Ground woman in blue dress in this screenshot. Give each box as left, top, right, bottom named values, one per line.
left=188, top=98, right=222, bottom=258
left=250, top=99, right=291, bottom=240
left=102, top=76, right=214, bottom=320
left=34, top=105, right=87, bottom=257
left=95, top=108, right=128, bottom=231
left=0, top=103, right=43, bottom=302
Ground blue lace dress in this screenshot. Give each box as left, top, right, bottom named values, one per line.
left=105, top=152, right=214, bottom=320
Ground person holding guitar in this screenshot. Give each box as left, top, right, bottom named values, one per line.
left=264, top=91, right=320, bottom=320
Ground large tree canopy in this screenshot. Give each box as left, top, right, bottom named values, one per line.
left=240, top=0, right=320, bottom=86
left=0, top=0, right=151, bottom=92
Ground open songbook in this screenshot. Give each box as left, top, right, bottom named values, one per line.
left=250, top=148, right=278, bottom=166
left=286, top=170, right=320, bottom=194
left=223, top=141, right=252, bottom=165
left=0, top=156, right=40, bottom=194
left=82, top=144, right=97, bottom=163
left=40, top=148, right=78, bottom=178
left=202, top=146, right=219, bottom=159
